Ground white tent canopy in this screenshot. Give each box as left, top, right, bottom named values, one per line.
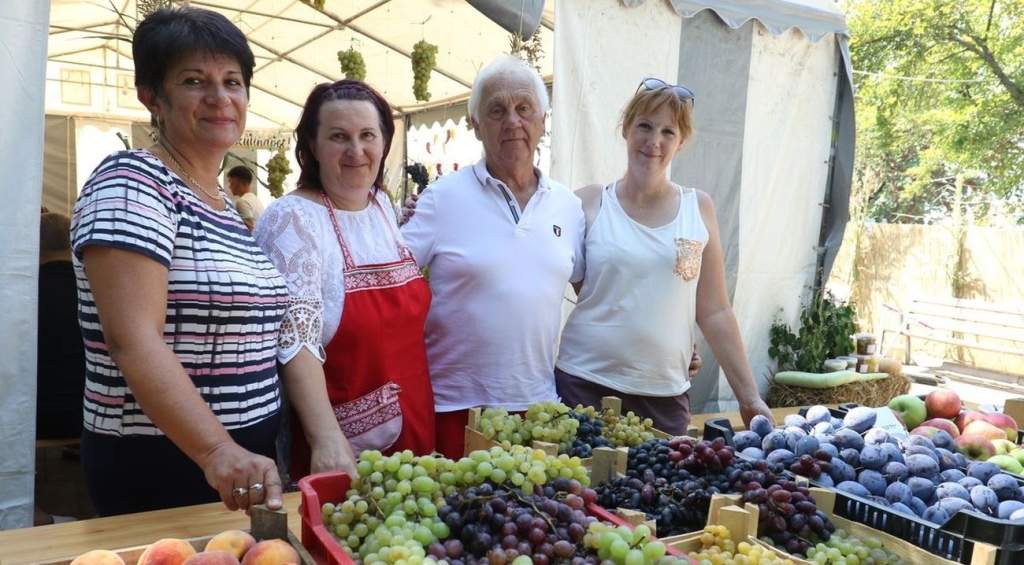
left=47, top=0, right=555, bottom=130
left=44, top=1, right=555, bottom=215
left=553, top=0, right=853, bottom=413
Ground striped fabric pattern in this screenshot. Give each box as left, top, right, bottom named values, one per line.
left=71, top=150, right=289, bottom=437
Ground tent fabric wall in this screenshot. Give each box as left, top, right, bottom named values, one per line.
left=719, top=27, right=840, bottom=413
left=821, top=47, right=854, bottom=282
left=551, top=0, right=681, bottom=189
left=0, top=0, right=49, bottom=530
left=552, top=0, right=849, bottom=413
left=669, top=10, right=754, bottom=412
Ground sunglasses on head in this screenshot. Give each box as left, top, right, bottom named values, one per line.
left=637, top=78, right=695, bottom=106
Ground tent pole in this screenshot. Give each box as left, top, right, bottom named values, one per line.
left=402, top=112, right=410, bottom=204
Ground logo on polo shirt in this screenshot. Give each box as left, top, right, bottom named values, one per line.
left=553, top=225, right=562, bottom=237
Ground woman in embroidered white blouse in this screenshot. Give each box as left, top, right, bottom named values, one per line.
left=255, top=80, right=435, bottom=479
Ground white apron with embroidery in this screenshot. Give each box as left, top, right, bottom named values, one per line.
left=557, top=182, right=709, bottom=397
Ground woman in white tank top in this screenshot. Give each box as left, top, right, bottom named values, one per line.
left=556, top=79, right=774, bottom=434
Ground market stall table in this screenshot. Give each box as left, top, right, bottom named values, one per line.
left=0, top=492, right=302, bottom=564
left=687, top=405, right=828, bottom=434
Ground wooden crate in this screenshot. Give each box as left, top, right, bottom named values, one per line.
left=661, top=496, right=800, bottom=563
left=38, top=506, right=315, bottom=565
left=663, top=492, right=999, bottom=565
left=463, top=396, right=673, bottom=458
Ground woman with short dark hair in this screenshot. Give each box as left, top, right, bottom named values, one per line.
left=255, top=80, right=435, bottom=478
left=71, top=6, right=288, bottom=515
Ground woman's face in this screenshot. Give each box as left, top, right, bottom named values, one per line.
left=311, top=99, right=384, bottom=191
left=623, top=103, right=684, bottom=175
left=148, top=51, right=248, bottom=153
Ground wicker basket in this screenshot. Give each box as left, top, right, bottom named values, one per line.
left=767, top=372, right=911, bottom=408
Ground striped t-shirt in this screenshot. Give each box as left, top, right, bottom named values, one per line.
left=71, top=149, right=289, bottom=437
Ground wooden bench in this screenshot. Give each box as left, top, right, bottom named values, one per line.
left=882, top=297, right=1024, bottom=365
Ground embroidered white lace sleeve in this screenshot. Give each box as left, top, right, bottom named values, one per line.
left=254, top=197, right=328, bottom=364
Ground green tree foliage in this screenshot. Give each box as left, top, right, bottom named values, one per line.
left=846, top=0, right=1024, bottom=222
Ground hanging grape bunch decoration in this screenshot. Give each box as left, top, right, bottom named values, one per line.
left=411, top=40, right=438, bottom=102
left=266, top=146, right=291, bottom=199
left=337, top=47, right=366, bottom=81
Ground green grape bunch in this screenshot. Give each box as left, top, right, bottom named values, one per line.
left=321, top=445, right=591, bottom=564
left=338, top=47, right=367, bottom=81
left=266, top=146, right=291, bottom=198
left=524, top=401, right=579, bottom=451
left=603, top=410, right=656, bottom=447
left=479, top=401, right=581, bottom=452
left=584, top=522, right=685, bottom=565
left=410, top=40, right=438, bottom=102
left=478, top=407, right=528, bottom=446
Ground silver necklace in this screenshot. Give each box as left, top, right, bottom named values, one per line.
left=157, top=143, right=225, bottom=202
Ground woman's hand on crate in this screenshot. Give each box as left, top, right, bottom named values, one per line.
left=200, top=441, right=284, bottom=512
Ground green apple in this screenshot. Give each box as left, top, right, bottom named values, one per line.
left=888, top=394, right=928, bottom=430
left=1011, top=448, right=1024, bottom=467
left=987, top=454, right=1024, bottom=474
left=992, top=439, right=1018, bottom=455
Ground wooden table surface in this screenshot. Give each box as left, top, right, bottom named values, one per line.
left=688, top=405, right=818, bottom=433
left=0, top=493, right=303, bottom=564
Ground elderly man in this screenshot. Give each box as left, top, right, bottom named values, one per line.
left=401, top=55, right=585, bottom=458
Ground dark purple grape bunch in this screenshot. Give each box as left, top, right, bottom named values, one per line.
left=568, top=411, right=611, bottom=458
left=669, top=437, right=735, bottom=473
left=740, top=479, right=835, bottom=556
left=788, top=449, right=834, bottom=480
left=430, top=478, right=599, bottom=565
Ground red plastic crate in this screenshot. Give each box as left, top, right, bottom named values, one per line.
left=299, top=471, right=690, bottom=563
left=298, top=471, right=357, bottom=565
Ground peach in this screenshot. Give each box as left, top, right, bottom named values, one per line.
left=205, top=530, right=256, bottom=559
left=70, top=549, right=126, bottom=565
left=240, top=540, right=299, bottom=565
left=962, top=420, right=1008, bottom=442
left=183, top=551, right=241, bottom=565
left=137, top=538, right=197, bottom=565
left=983, top=412, right=1019, bottom=442
left=920, top=418, right=961, bottom=439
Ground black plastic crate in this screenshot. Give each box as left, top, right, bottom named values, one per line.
left=702, top=418, right=1024, bottom=564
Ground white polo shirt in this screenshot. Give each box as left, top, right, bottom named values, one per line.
left=401, top=160, right=586, bottom=412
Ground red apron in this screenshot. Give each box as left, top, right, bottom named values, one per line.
left=290, top=192, right=434, bottom=479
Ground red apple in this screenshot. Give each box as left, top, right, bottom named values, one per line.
left=982, top=412, right=1019, bottom=442
left=920, top=418, right=960, bottom=439
left=956, top=434, right=998, bottom=460
left=962, top=420, right=1007, bottom=442
left=925, top=390, right=962, bottom=420
left=956, top=410, right=987, bottom=433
